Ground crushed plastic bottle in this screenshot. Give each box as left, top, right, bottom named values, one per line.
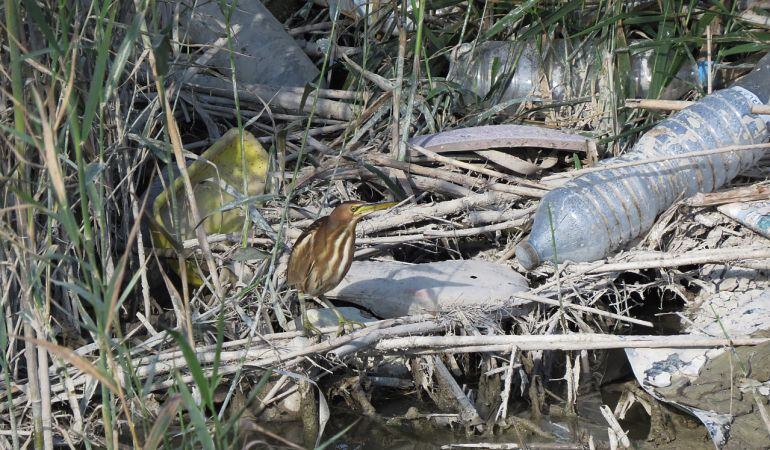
left=515, top=52, right=770, bottom=270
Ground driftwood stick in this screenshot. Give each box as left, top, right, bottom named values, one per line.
left=329, top=322, right=445, bottom=360
left=376, top=167, right=474, bottom=197
left=441, top=444, right=583, bottom=450
left=356, top=217, right=528, bottom=245
left=600, top=405, right=631, bottom=448
left=429, top=355, right=483, bottom=425
left=467, top=206, right=537, bottom=226
left=422, top=218, right=529, bottom=237
left=407, top=344, right=530, bottom=354
left=684, top=183, right=770, bottom=207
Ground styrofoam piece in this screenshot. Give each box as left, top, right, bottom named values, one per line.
left=325, top=259, right=530, bottom=318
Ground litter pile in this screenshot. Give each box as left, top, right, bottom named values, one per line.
left=2, top=1, right=770, bottom=449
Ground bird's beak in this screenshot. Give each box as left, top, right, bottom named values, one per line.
left=353, top=201, right=398, bottom=218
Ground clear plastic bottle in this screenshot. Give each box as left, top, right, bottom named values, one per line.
left=448, top=40, right=711, bottom=104
left=515, top=53, right=770, bottom=269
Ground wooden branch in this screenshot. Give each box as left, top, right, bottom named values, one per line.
left=429, top=355, right=483, bottom=425
left=467, top=206, right=536, bottom=226
left=361, top=191, right=519, bottom=234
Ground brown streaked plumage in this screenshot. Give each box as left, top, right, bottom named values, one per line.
left=287, top=200, right=397, bottom=335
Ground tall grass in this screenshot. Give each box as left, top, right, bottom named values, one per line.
left=0, top=0, right=767, bottom=448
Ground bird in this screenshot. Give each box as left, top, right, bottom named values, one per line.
left=287, top=200, right=397, bottom=336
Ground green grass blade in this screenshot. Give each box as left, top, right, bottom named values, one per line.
left=176, top=375, right=216, bottom=450
left=482, top=0, right=537, bottom=40
left=166, top=329, right=215, bottom=416
left=143, top=394, right=183, bottom=450
left=314, top=419, right=360, bottom=450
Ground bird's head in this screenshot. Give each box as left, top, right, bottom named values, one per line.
left=329, top=200, right=398, bottom=225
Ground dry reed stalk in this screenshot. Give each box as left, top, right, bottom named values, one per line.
left=511, top=292, right=652, bottom=327
left=410, top=143, right=550, bottom=192
left=369, top=155, right=544, bottom=197
left=373, top=334, right=768, bottom=352
left=625, top=98, right=770, bottom=115
left=574, top=246, right=770, bottom=273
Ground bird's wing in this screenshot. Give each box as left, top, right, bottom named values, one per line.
left=287, top=216, right=327, bottom=289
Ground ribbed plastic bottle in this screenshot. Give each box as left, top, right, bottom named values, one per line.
left=515, top=53, right=770, bottom=270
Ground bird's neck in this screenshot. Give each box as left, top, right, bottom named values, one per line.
left=346, top=219, right=360, bottom=237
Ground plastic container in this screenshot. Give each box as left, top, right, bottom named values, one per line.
left=448, top=40, right=710, bottom=104
left=515, top=53, right=770, bottom=269
left=179, top=0, right=319, bottom=87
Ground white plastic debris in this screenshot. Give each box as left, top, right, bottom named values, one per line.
left=718, top=200, right=770, bottom=239
left=626, top=290, right=770, bottom=448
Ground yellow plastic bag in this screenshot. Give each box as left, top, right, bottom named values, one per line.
left=149, top=128, right=269, bottom=285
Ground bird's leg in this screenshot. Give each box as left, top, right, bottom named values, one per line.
left=320, top=295, right=363, bottom=336
left=298, top=292, right=322, bottom=337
